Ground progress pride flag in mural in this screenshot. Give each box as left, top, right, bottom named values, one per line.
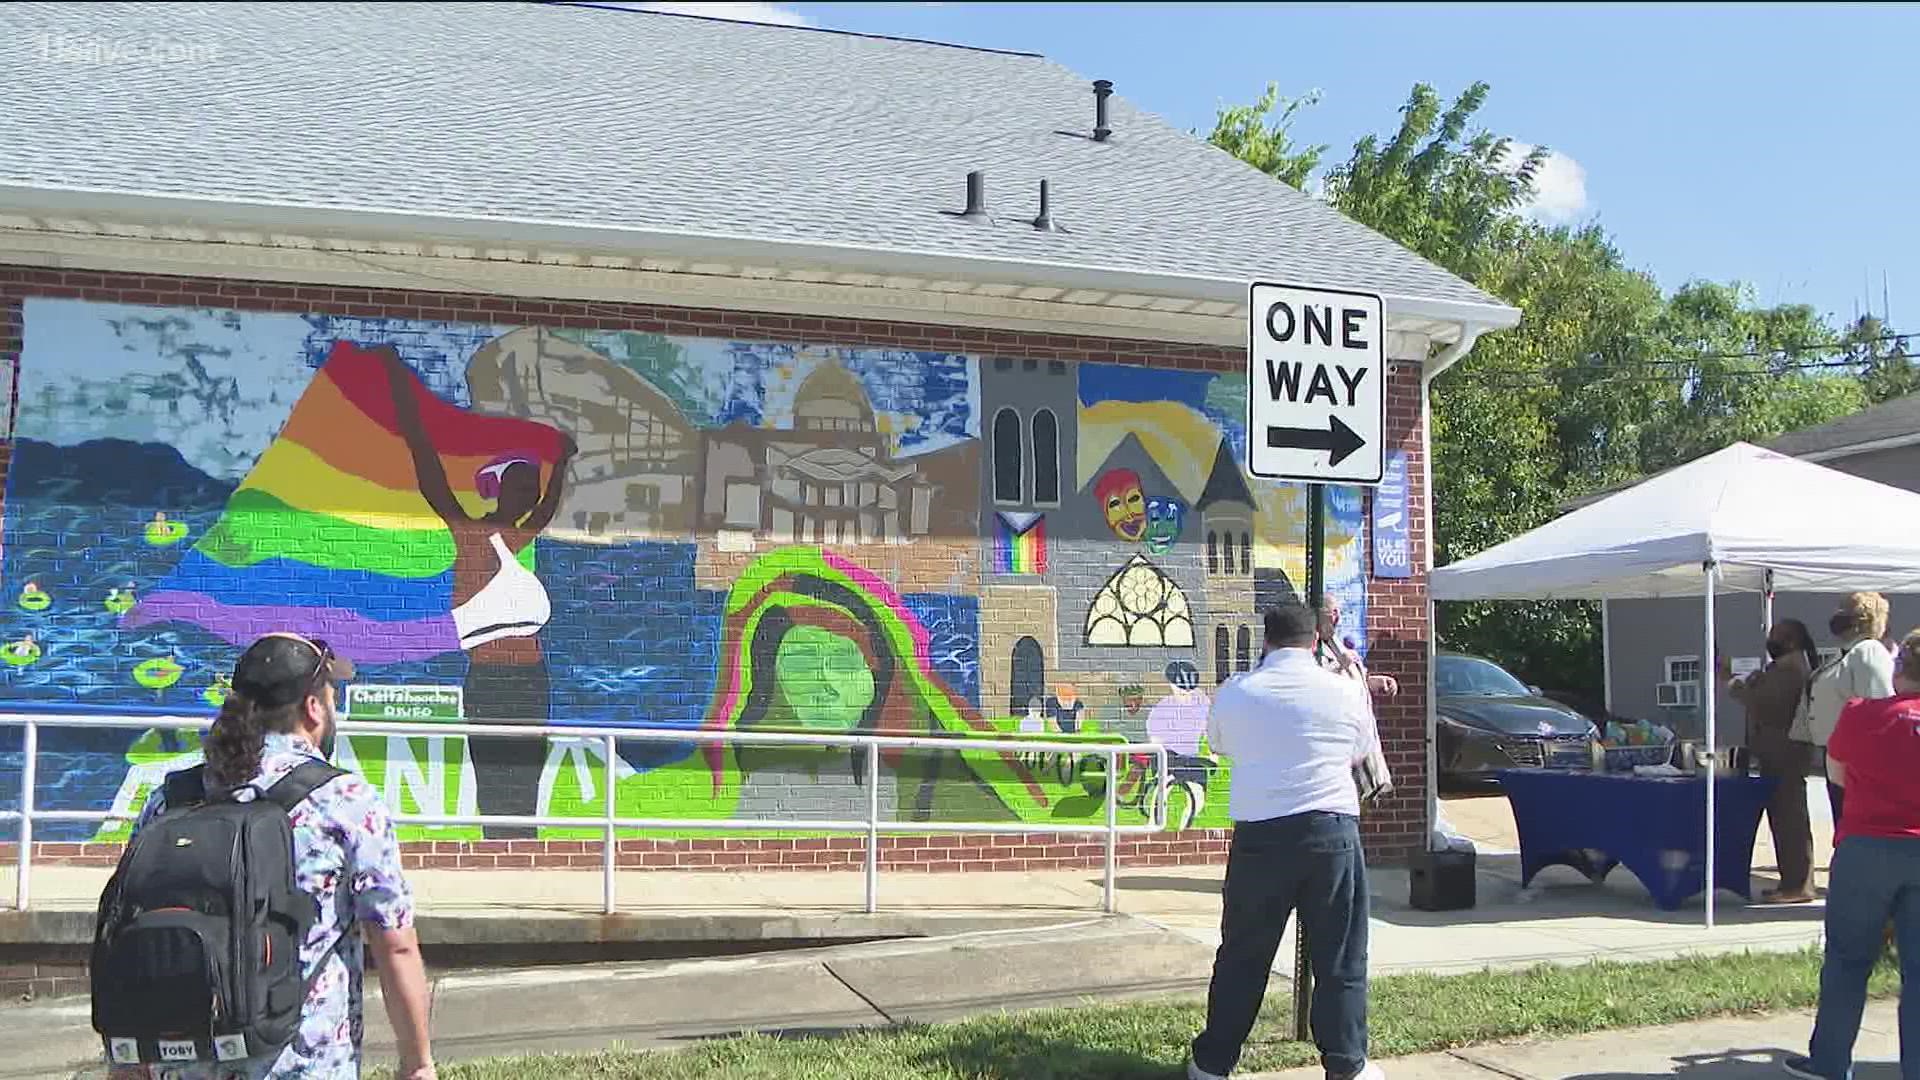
left=127, top=342, right=568, bottom=661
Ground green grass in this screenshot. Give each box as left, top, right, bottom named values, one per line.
left=373, top=948, right=1894, bottom=1080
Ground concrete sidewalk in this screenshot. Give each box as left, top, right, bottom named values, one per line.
left=5, top=916, right=1224, bottom=1078
left=3, top=786, right=1839, bottom=966
left=7, top=914, right=1878, bottom=1080
left=3, top=842, right=1830, bottom=969
left=1, top=788, right=1853, bottom=1076
left=1248, top=1003, right=1898, bottom=1079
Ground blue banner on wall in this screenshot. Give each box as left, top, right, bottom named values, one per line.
left=1372, top=451, right=1412, bottom=579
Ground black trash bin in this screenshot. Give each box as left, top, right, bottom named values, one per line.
left=1409, top=847, right=1476, bottom=911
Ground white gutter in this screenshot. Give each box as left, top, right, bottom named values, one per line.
left=0, top=181, right=1523, bottom=332
left=1421, top=325, right=1489, bottom=851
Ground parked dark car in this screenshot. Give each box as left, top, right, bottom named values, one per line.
left=1435, top=653, right=1598, bottom=787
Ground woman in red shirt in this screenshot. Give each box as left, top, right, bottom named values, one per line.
left=1788, top=631, right=1920, bottom=1080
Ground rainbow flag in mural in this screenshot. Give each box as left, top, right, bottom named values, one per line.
left=127, top=342, right=567, bottom=662
left=993, top=512, right=1047, bottom=574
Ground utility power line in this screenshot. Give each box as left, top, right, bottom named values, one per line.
left=1444, top=334, right=1911, bottom=389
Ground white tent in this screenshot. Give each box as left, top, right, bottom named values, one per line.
left=1431, top=442, right=1920, bottom=602
left=1430, top=442, right=1920, bottom=926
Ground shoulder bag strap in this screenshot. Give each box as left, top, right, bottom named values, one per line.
left=161, top=764, right=209, bottom=808
left=259, top=760, right=348, bottom=813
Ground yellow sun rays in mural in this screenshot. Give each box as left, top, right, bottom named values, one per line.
left=1078, top=398, right=1361, bottom=587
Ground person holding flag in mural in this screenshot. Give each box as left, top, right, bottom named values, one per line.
left=380, top=347, right=576, bottom=840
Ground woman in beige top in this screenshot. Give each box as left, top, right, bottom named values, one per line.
left=1802, top=592, right=1897, bottom=827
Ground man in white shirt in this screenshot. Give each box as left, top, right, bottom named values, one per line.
left=1188, top=601, right=1385, bottom=1080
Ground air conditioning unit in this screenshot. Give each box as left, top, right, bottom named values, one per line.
left=1655, top=681, right=1701, bottom=708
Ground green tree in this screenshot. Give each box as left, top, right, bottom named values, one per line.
left=1848, top=316, right=1920, bottom=403
left=1324, top=81, right=1545, bottom=284
left=1429, top=225, right=1667, bottom=693
left=1635, top=282, right=1864, bottom=471
left=1203, top=84, right=1327, bottom=190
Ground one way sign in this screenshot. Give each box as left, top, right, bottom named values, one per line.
left=1245, top=281, right=1386, bottom=486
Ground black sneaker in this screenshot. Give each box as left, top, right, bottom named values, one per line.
left=1781, top=1055, right=1825, bottom=1080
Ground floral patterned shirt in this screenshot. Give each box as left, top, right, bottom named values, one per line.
left=107, top=733, right=415, bottom=1079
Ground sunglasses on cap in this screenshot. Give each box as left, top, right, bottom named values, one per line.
left=303, top=637, right=336, bottom=695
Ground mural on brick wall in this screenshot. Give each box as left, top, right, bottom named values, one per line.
left=0, top=299, right=1366, bottom=842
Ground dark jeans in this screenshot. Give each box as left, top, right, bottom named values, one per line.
left=1808, top=835, right=1920, bottom=1079
left=1192, top=811, right=1369, bottom=1078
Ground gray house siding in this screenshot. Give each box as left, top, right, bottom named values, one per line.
left=1815, top=444, right=1919, bottom=489
left=1603, top=441, right=1920, bottom=744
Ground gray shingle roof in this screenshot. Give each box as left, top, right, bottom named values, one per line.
left=0, top=2, right=1504, bottom=311
left=1765, top=392, right=1920, bottom=458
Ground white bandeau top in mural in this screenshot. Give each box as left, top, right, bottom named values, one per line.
left=451, top=533, right=553, bottom=650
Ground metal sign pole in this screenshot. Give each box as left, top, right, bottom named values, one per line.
left=1293, top=481, right=1326, bottom=1042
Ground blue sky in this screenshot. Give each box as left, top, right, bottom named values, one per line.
left=644, top=2, right=1917, bottom=331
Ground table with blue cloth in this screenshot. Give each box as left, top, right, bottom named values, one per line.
left=1498, top=769, right=1779, bottom=910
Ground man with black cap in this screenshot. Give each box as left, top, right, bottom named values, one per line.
left=105, top=633, right=436, bottom=1080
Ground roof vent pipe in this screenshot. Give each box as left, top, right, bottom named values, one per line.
left=962, top=170, right=988, bottom=216
left=1092, top=80, right=1113, bottom=142
left=1033, top=180, right=1059, bottom=231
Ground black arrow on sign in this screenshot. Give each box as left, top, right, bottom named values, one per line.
left=1266, top=415, right=1366, bottom=467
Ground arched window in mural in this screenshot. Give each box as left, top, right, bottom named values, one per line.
left=1206, top=531, right=1218, bottom=574
left=992, top=407, right=1023, bottom=505
left=1085, top=555, right=1196, bottom=647
left=1031, top=408, right=1060, bottom=506
left=1010, top=636, right=1046, bottom=716
left=1240, top=531, right=1252, bottom=574
left=1214, top=625, right=1231, bottom=685
left=1236, top=625, right=1253, bottom=673
left=1220, top=532, right=1235, bottom=576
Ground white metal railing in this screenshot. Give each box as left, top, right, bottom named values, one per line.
left=0, top=713, right=1169, bottom=916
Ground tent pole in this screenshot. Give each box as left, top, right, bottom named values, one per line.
left=1704, top=561, right=1718, bottom=931
left=1761, top=568, right=1775, bottom=635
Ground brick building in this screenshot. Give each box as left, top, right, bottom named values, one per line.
left=0, top=3, right=1517, bottom=874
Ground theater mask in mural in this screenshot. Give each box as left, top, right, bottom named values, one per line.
left=1094, top=468, right=1148, bottom=542
left=1143, top=495, right=1185, bottom=554
left=5, top=299, right=1182, bottom=844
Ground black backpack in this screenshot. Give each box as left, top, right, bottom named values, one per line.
left=91, top=760, right=345, bottom=1068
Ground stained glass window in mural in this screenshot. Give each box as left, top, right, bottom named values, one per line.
left=1031, top=408, right=1060, bottom=506
left=993, top=407, right=1023, bottom=504
left=1085, top=556, right=1195, bottom=647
